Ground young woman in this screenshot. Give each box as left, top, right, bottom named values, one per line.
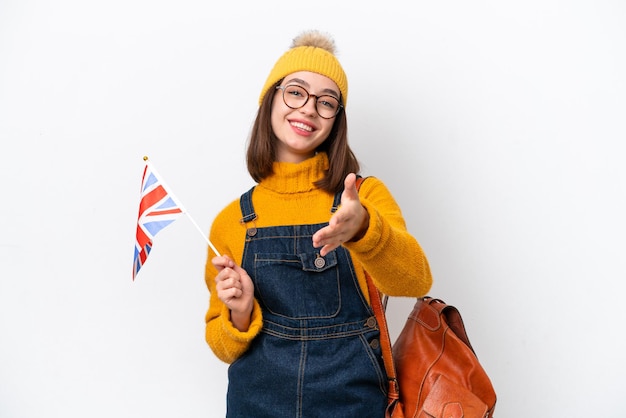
left=204, top=30, right=432, bottom=417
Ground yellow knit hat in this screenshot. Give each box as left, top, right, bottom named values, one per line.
left=259, top=30, right=348, bottom=107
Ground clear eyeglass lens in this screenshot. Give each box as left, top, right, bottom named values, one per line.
left=281, top=85, right=340, bottom=119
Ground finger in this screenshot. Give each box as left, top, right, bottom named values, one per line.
left=313, top=222, right=345, bottom=248
left=220, top=286, right=243, bottom=303
left=216, top=275, right=242, bottom=291
left=341, top=173, right=359, bottom=202
left=312, top=225, right=330, bottom=248
left=230, top=263, right=248, bottom=276
left=212, top=255, right=234, bottom=270
left=215, top=267, right=238, bottom=284
left=319, top=243, right=340, bottom=257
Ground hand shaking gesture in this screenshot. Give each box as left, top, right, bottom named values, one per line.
left=312, top=173, right=369, bottom=256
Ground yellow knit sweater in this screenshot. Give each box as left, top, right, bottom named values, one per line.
left=204, top=153, right=432, bottom=363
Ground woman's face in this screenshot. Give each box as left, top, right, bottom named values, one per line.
left=271, top=71, right=341, bottom=163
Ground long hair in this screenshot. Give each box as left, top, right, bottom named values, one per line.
left=246, top=80, right=360, bottom=194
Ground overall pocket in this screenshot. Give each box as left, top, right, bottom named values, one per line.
left=253, top=251, right=340, bottom=319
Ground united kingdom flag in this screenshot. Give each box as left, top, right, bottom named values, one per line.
left=133, top=158, right=185, bottom=280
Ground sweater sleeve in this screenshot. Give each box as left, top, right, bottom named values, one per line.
left=203, top=200, right=263, bottom=364
left=344, top=177, right=432, bottom=297
left=204, top=282, right=263, bottom=364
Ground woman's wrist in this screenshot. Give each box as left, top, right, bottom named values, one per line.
left=230, top=305, right=253, bottom=332
left=349, top=207, right=369, bottom=242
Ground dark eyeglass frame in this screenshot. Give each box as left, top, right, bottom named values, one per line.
left=275, top=85, right=343, bottom=119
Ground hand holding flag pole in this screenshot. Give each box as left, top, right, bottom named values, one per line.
left=133, top=156, right=221, bottom=280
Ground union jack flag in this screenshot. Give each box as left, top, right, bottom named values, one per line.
left=133, top=159, right=185, bottom=280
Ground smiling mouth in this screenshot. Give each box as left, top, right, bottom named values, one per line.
left=290, top=121, right=314, bottom=132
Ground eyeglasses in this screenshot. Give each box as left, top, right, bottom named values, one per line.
left=275, top=85, right=343, bottom=119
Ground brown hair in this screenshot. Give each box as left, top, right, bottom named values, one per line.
left=246, top=80, right=360, bottom=194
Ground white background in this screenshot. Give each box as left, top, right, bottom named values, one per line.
left=1, top=0, right=625, bottom=416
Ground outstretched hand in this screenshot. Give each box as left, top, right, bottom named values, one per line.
left=312, top=173, right=369, bottom=256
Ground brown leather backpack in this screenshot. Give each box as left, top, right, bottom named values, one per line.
left=366, top=276, right=497, bottom=418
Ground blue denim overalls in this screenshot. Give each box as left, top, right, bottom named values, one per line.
left=226, top=186, right=387, bottom=418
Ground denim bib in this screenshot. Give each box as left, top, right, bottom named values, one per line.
left=225, top=186, right=387, bottom=418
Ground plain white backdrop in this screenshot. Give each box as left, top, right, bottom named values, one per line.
left=1, top=0, right=625, bottom=416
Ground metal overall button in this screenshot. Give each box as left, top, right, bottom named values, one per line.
left=365, top=317, right=377, bottom=328
left=369, top=339, right=380, bottom=350
left=314, top=256, right=326, bottom=269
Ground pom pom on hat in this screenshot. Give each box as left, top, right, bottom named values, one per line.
left=259, top=30, right=348, bottom=107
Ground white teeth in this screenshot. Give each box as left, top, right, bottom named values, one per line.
left=291, top=121, right=313, bottom=132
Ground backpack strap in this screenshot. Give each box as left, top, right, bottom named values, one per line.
left=356, top=176, right=400, bottom=414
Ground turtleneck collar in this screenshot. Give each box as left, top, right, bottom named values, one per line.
left=258, top=152, right=329, bottom=194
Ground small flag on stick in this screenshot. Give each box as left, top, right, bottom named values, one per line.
left=133, top=156, right=220, bottom=280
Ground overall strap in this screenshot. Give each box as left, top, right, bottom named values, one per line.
left=239, top=186, right=257, bottom=224
left=330, top=188, right=342, bottom=213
